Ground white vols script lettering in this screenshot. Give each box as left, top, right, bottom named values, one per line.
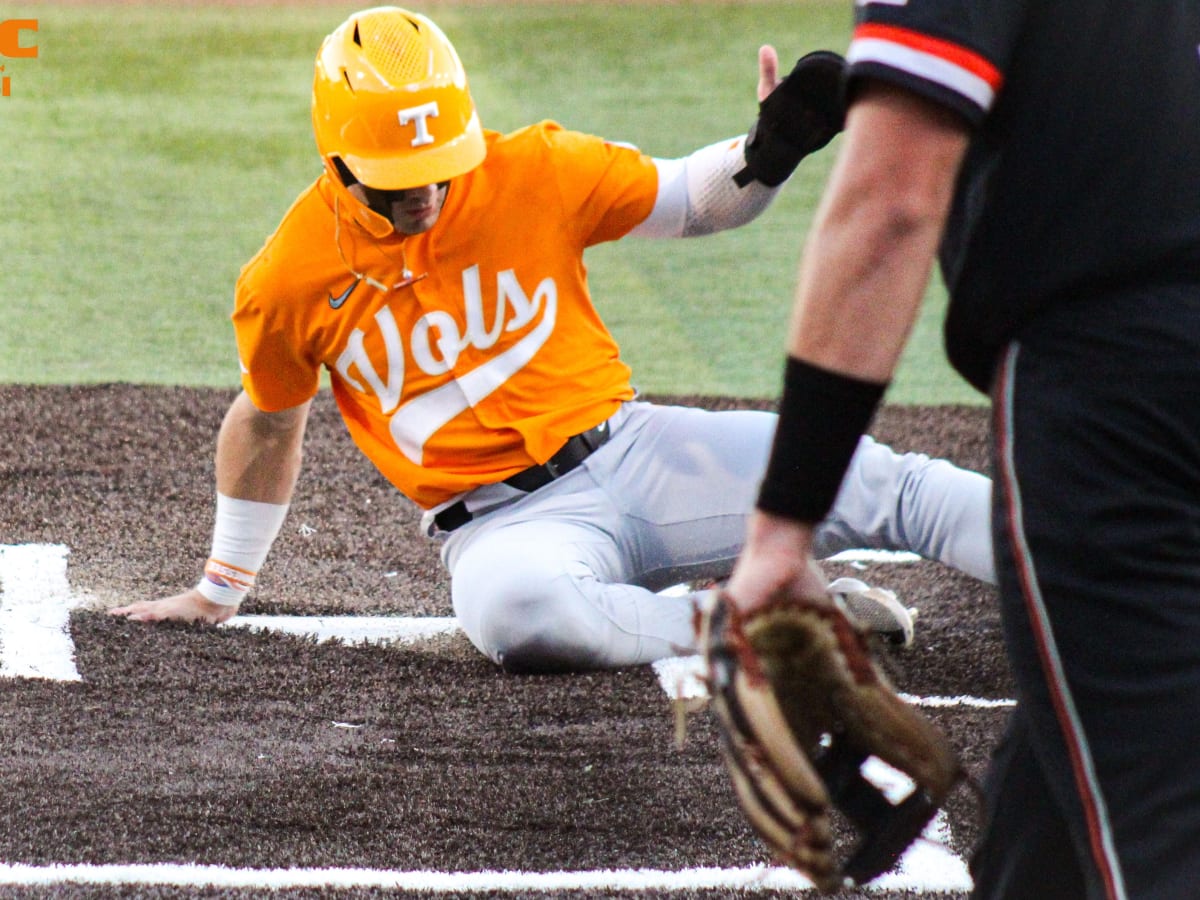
left=335, top=265, right=558, bottom=465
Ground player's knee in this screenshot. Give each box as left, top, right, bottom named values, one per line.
left=452, top=561, right=599, bottom=672
left=474, top=587, right=601, bottom=674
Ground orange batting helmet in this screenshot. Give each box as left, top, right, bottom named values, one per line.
left=312, top=7, right=486, bottom=190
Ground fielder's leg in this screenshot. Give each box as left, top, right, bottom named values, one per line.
left=974, top=290, right=1200, bottom=900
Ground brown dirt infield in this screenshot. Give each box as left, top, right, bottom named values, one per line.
left=0, top=385, right=1006, bottom=899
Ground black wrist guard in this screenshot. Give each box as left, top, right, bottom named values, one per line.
left=757, top=356, right=887, bottom=524
left=734, top=50, right=847, bottom=188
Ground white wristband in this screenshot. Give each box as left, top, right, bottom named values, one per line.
left=195, top=493, right=289, bottom=606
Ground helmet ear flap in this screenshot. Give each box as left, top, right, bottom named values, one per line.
left=330, top=156, right=358, bottom=188
left=312, top=7, right=486, bottom=190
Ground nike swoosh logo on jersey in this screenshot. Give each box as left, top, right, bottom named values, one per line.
left=329, top=280, right=358, bottom=309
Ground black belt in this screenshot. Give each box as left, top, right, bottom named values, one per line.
left=433, top=421, right=612, bottom=533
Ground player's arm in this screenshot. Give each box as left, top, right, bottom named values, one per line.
left=110, top=391, right=311, bottom=624
left=630, top=45, right=845, bottom=239
left=726, top=80, right=971, bottom=611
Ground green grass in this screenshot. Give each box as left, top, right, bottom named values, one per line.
left=0, top=1, right=982, bottom=403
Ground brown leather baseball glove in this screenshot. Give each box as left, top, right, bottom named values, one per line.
left=698, top=585, right=965, bottom=892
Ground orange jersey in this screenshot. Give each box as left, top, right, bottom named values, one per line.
left=233, top=122, right=658, bottom=509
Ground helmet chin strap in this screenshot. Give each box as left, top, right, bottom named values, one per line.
left=333, top=195, right=429, bottom=292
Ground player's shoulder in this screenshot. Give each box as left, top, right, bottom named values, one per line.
left=236, top=177, right=329, bottom=295
left=485, top=121, right=642, bottom=162
left=241, top=178, right=327, bottom=260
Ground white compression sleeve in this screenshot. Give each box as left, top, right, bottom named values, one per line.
left=195, top=493, right=289, bottom=606
left=628, top=136, right=780, bottom=239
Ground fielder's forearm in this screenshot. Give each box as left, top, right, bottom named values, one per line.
left=752, top=84, right=969, bottom=527
left=788, top=85, right=968, bottom=381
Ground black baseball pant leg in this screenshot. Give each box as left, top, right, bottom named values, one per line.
left=971, top=288, right=1200, bottom=900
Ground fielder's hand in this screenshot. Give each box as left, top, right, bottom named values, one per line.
left=109, top=588, right=238, bottom=625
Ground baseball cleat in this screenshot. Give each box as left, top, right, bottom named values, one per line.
left=828, top=577, right=916, bottom=648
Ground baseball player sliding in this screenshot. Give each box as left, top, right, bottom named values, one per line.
left=110, top=6, right=994, bottom=672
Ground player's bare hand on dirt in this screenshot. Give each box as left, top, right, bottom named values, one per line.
left=757, top=44, right=781, bottom=102
left=109, top=589, right=238, bottom=625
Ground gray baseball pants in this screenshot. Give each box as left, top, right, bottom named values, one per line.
left=434, top=401, right=993, bottom=672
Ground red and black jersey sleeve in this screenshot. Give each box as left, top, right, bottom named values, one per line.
left=846, top=0, right=1027, bottom=126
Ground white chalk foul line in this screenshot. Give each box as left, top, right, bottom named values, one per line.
left=0, top=544, right=82, bottom=681
left=828, top=549, right=922, bottom=565
left=0, top=540, right=1015, bottom=713
left=221, top=614, right=461, bottom=644
left=225, top=619, right=1015, bottom=708
left=651, top=654, right=1016, bottom=707
left=0, top=859, right=971, bottom=892
left=899, top=693, right=1017, bottom=709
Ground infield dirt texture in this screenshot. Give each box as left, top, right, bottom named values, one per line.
left=0, top=385, right=1007, bottom=899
